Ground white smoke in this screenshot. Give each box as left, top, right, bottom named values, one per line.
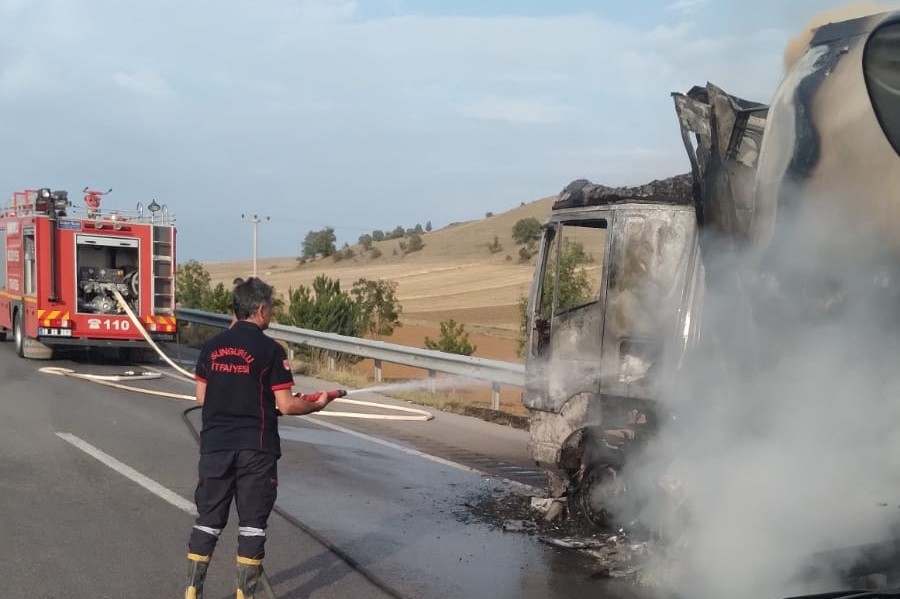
left=617, top=194, right=900, bottom=597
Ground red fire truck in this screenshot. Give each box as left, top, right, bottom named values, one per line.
left=0, top=188, right=176, bottom=359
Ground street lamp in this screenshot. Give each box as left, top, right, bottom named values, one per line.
left=241, top=213, right=270, bottom=277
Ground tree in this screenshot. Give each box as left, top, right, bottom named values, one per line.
left=414, top=223, right=424, bottom=235
left=351, top=278, right=402, bottom=339
left=425, top=221, right=432, bottom=232
left=512, top=217, right=542, bottom=245
left=282, top=275, right=363, bottom=338
left=390, top=225, right=405, bottom=239
left=202, top=282, right=233, bottom=314
left=176, top=260, right=212, bottom=309
left=372, top=229, right=385, bottom=242
left=405, top=232, right=424, bottom=253
left=359, top=233, right=373, bottom=250
left=425, top=319, right=477, bottom=356
left=302, top=227, right=336, bottom=258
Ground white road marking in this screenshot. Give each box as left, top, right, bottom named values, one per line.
left=301, top=416, right=543, bottom=496
left=55, top=432, right=197, bottom=516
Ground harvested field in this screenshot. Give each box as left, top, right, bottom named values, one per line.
left=202, top=196, right=556, bottom=416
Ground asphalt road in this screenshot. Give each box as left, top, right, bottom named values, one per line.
left=0, top=342, right=646, bottom=599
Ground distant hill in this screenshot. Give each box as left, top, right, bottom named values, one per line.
left=203, top=195, right=557, bottom=340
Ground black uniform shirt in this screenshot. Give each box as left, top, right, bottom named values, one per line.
left=195, top=320, right=294, bottom=456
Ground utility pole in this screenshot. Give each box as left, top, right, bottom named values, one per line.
left=241, top=214, right=270, bottom=277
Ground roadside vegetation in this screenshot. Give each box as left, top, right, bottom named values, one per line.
left=176, top=204, right=566, bottom=421
left=174, top=260, right=528, bottom=421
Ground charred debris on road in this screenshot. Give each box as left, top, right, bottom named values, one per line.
left=457, top=488, right=659, bottom=582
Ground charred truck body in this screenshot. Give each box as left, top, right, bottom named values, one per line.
left=523, top=11, right=900, bottom=526
left=0, top=189, right=176, bottom=359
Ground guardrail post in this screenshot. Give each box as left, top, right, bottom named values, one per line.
left=491, top=382, right=500, bottom=411
left=374, top=359, right=383, bottom=382
left=428, top=370, right=436, bottom=393
left=328, top=351, right=336, bottom=371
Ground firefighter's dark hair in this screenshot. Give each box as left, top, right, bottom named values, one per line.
left=232, top=277, right=274, bottom=320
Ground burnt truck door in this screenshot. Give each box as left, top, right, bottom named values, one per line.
left=600, top=205, right=701, bottom=400
left=525, top=215, right=609, bottom=411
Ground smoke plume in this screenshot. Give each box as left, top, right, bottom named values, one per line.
left=613, top=186, right=900, bottom=598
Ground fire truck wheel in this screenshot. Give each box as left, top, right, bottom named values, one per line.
left=13, top=311, right=24, bottom=358
left=12, top=311, right=53, bottom=360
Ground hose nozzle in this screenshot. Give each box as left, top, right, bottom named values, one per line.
left=295, top=389, right=347, bottom=402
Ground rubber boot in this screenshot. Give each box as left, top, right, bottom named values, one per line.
left=184, top=553, right=211, bottom=599
left=236, top=557, right=263, bottom=599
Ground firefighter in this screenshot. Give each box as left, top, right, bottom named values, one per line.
left=182, top=277, right=335, bottom=599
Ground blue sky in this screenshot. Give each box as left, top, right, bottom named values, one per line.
left=0, top=0, right=893, bottom=262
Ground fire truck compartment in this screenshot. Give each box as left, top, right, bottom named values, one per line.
left=75, top=234, right=140, bottom=314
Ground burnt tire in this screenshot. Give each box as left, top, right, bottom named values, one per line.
left=568, top=466, right=622, bottom=530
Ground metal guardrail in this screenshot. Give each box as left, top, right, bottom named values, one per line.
left=176, top=308, right=526, bottom=410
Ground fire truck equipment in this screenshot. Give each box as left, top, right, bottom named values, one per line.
left=0, top=187, right=176, bottom=359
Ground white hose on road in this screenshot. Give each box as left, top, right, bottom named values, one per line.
left=111, top=288, right=195, bottom=380
left=51, top=290, right=435, bottom=421
left=311, top=397, right=433, bottom=420
left=40, top=366, right=195, bottom=401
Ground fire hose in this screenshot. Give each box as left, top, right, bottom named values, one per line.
left=39, top=294, right=425, bottom=599
left=42, top=289, right=434, bottom=421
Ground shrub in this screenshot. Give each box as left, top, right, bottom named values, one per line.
left=488, top=235, right=502, bottom=254
left=280, top=275, right=363, bottom=364
left=512, top=217, right=542, bottom=245
left=518, top=246, right=534, bottom=262
left=405, top=233, right=424, bottom=253
left=424, top=319, right=477, bottom=356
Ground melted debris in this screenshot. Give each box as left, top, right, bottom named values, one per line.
left=456, top=489, right=661, bottom=580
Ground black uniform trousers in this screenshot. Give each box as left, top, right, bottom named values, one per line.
left=188, top=449, right=278, bottom=559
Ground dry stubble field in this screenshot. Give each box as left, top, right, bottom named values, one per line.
left=203, top=196, right=556, bottom=413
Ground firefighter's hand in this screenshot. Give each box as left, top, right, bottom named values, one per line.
left=307, top=391, right=330, bottom=411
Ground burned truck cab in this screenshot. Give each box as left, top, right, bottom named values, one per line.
left=522, top=175, right=703, bottom=522
left=520, top=76, right=770, bottom=526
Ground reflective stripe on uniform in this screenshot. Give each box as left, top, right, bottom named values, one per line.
left=238, top=526, right=266, bottom=537
left=192, top=525, right=222, bottom=538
